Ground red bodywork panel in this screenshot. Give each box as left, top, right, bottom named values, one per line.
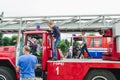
left=103, top=38, right=120, bottom=60
left=47, top=59, right=120, bottom=80
left=0, top=46, right=19, bottom=79
left=0, top=46, right=16, bottom=66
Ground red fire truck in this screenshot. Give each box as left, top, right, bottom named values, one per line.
left=0, top=17, right=120, bottom=80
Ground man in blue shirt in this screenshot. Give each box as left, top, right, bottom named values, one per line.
left=16, top=45, right=38, bottom=80
left=48, top=21, right=61, bottom=60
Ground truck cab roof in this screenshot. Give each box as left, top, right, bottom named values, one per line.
left=24, top=30, right=48, bottom=34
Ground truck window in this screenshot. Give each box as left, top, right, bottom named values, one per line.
left=90, top=38, right=102, bottom=48
left=26, top=34, right=43, bottom=56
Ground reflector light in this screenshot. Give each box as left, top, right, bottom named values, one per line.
left=72, top=34, right=76, bottom=36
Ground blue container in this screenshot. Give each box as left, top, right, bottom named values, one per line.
left=88, top=48, right=107, bottom=58
left=89, top=52, right=103, bottom=58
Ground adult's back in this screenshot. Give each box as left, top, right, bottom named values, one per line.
left=16, top=45, right=38, bottom=79
left=18, top=54, right=38, bottom=78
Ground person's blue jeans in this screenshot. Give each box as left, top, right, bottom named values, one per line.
left=78, top=44, right=90, bottom=58
left=53, top=37, right=60, bottom=59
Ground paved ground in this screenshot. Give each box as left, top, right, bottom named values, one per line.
left=36, top=77, right=42, bottom=80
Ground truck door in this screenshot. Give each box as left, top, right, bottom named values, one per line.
left=24, top=33, right=43, bottom=77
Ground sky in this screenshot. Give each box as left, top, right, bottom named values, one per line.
left=0, top=0, right=120, bottom=17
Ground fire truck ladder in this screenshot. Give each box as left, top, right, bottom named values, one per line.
left=0, top=14, right=120, bottom=33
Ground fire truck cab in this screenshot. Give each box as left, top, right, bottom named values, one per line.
left=0, top=30, right=53, bottom=80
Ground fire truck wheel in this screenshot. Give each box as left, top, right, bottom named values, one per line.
left=0, top=66, right=14, bottom=80
left=84, top=69, right=117, bottom=80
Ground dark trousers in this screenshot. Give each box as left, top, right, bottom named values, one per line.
left=53, top=37, right=60, bottom=58
left=78, top=44, right=90, bottom=58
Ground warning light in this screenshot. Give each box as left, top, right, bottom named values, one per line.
left=36, top=25, right=40, bottom=30
left=72, top=34, right=76, bottom=36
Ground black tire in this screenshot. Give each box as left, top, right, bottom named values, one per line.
left=0, top=66, right=15, bottom=80
left=84, top=69, right=117, bottom=80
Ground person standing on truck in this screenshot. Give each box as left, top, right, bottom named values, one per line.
left=16, top=45, right=38, bottom=80
left=48, top=21, right=61, bottom=60
left=78, top=32, right=91, bottom=59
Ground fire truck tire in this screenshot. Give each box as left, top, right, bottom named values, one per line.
left=0, top=66, right=15, bottom=80
left=84, top=69, right=117, bottom=80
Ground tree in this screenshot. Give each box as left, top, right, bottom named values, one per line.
left=10, top=35, right=18, bottom=45
left=58, top=39, right=70, bottom=55
left=73, top=41, right=80, bottom=47
left=0, top=33, right=3, bottom=46
left=88, top=33, right=96, bottom=36
left=2, top=37, right=11, bottom=46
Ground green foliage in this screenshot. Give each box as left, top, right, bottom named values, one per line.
left=10, top=35, right=18, bottom=45
left=0, top=35, right=18, bottom=46
left=58, top=39, right=70, bottom=55
left=88, top=33, right=96, bottom=36
left=0, top=33, right=3, bottom=46
left=73, top=41, right=80, bottom=47
left=2, top=37, right=11, bottom=46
